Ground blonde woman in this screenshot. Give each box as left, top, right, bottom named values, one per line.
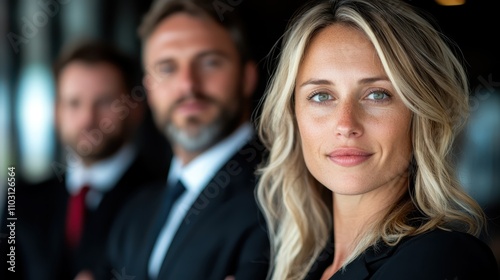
left=256, top=0, right=500, bottom=279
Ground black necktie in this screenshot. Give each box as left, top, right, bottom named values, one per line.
left=151, top=180, right=186, bottom=237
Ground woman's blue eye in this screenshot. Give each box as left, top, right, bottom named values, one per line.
left=367, top=91, right=390, bottom=101
left=310, top=92, right=332, bottom=102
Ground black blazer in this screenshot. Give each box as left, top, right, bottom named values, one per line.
left=306, top=229, right=500, bottom=280
left=105, top=138, right=270, bottom=280
left=0, top=154, right=166, bottom=280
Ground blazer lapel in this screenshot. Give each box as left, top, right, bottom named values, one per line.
left=330, top=256, right=370, bottom=280
left=330, top=241, right=398, bottom=280
left=133, top=185, right=171, bottom=279
left=156, top=171, right=232, bottom=278
left=130, top=159, right=172, bottom=279
left=50, top=179, right=71, bottom=277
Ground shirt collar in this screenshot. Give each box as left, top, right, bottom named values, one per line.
left=167, top=122, right=254, bottom=194
left=66, top=143, right=136, bottom=194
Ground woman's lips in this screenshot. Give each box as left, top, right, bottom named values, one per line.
left=327, top=148, right=373, bottom=167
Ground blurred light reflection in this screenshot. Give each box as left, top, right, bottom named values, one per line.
left=15, top=63, right=55, bottom=182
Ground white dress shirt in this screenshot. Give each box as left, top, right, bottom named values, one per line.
left=148, top=122, right=254, bottom=279
left=66, top=143, right=136, bottom=209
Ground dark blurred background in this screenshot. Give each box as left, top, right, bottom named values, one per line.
left=0, top=0, right=499, bottom=260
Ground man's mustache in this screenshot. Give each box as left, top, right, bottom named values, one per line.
left=167, top=95, right=219, bottom=116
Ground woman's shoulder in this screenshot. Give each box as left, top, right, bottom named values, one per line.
left=400, top=228, right=490, bottom=252
left=371, top=229, right=499, bottom=280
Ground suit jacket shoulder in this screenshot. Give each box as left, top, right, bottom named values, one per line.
left=327, top=229, right=500, bottom=280
left=370, top=229, right=500, bottom=280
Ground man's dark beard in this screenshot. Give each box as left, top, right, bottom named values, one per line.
left=67, top=131, right=127, bottom=165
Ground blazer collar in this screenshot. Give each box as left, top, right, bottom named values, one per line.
left=305, top=237, right=401, bottom=280
left=330, top=240, right=400, bottom=280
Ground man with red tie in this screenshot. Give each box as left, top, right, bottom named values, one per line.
left=3, top=40, right=167, bottom=280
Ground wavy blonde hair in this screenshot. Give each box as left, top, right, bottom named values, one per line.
left=256, top=0, right=486, bottom=279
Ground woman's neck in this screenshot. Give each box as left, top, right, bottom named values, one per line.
left=329, top=197, right=375, bottom=276
left=326, top=176, right=409, bottom=277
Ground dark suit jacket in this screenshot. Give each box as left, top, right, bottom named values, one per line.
left=306, top=229, right=500, bottom=280
left=106, top=138, right=270, bottom=280
left=0, top=153, right=166, bottom=280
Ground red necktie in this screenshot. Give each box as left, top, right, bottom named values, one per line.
left=65, top=185, right=90, bottom=249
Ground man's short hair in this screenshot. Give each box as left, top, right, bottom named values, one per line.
left=138, top=0, right=252, bottom=63
left=53, top=40, right=140, bottom=96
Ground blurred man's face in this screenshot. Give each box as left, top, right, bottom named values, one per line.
left=143, top=13, right=253, bottom=160
left=56, top=61, right=133, bottom=165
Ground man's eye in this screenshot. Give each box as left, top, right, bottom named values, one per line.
left=158, top=64, right=175, bottom=74
left=203, top=59, right=221, bottom=69
left=309, top=92, right=332, bottom=102
left=68, top=99, right=80, bottom=108
left=97, top=97, right=113, bottom=108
